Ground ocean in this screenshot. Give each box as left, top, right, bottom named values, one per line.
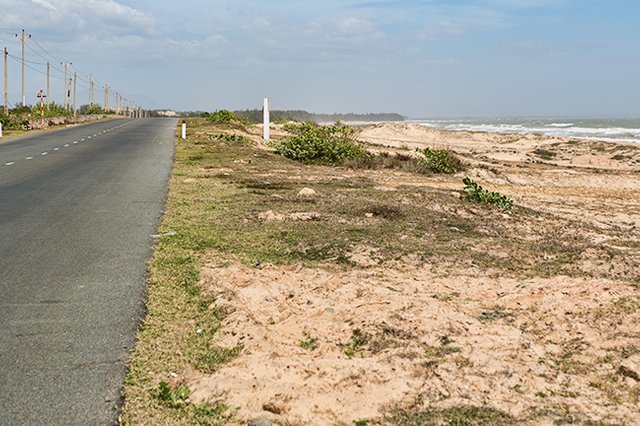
left=409, top=118, right=640, bottom=144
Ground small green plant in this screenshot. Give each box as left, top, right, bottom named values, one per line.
left=300, top=333, right=319, bottom=351
left=276, top=121, right=370, bottom=165
left=206, top=109, right=235, bottom=123
left=419, top=147, right=464, bottom=174
left=463, top=177, right=515, bottom=212
left=340, top=328, right=368, bottom=357
left=425, top=336, right=461, bottom=358
left=155, top=381, right=191, bottom=408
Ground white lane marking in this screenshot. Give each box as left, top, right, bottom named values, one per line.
left=5, top=162, right=15, bottom=166
left=73, top=141, right=78, bottom=144
left=26, top=157, right=33, bottom=160
left=64, top=144, right=69, bottom=147
left=93, top=134, right=97, bottom=137
left=81, top=138, right=85, bottom=141
left=41, top=152, right=48, bottom=156
left=54, top=147, right=59, bottom=151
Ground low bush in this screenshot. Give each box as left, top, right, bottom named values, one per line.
left=276, top=121, right=370, bottom=165
left=419, top=147, right=464, bottom=174
left=206, top=109, right=235, bottom=123
left=0, top=114, right=20, bottom=130
left=463, top=177, right=515, bottom=212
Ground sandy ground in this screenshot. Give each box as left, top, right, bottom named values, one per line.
left=186, top=123, right=639, bottom=425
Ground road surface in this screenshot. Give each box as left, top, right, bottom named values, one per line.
left=0, top=118, right=176, bottom=424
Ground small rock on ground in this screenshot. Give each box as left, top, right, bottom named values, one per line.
left=298, top=187, right=317, bottom=197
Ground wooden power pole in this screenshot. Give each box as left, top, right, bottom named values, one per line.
left=18, top=29, right=31, bottom=107
left=20, top=30, right=24, bottom=107
left=4, top=47, right=8, bottom=115
left=46, top=62, right=50, bottom=109
left=73, top=72, right=77, bottom=117
left=89, top=74, right=94, bottom=108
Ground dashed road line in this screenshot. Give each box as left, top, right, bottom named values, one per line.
left=26, top=157, right=33, bottom=160
left=54, top=148, right=59, bottom=151
left=64, top=144, right=69, bottom=147
left=5, top=162, right=15, bottom=166
left=41, top=152, right=48, bottom=156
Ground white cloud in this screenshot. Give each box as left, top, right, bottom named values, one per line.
left=0, top=0, right=157, bottom=37
left=337, top=17, right=376, bottom=35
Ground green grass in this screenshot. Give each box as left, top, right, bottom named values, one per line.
left=384, top=404, right=514, bottom=426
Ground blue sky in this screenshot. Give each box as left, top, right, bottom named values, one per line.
left=1, top=0, right=638, bottom=117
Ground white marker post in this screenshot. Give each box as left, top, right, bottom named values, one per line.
left=181, top=120, right=187, bottom=139
left=263, top=97, right=270, bottom=141
left=0, top=122, right=3, bottom=139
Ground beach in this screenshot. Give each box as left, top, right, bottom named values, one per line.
left=123, top=119, right=640, bottom=425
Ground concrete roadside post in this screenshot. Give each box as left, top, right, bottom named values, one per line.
left=0, top=122, right=3, bottom=139
left=263, top=97, right=270, bottom=141
left=37, top=88, right=46, bottom=129
left=182, top=120, right=187, bottom=139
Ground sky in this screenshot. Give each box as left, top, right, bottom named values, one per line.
left=1, top=0, right=639, bottom=118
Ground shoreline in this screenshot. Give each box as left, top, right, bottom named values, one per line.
left=355, top=122, right=640, bottom=171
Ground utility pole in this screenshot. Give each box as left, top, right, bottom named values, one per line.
left=19, top=29, right=31, bottom=107
left=46, top=62, right=50, bottom=109
left=89, top=74, right=94, bottom=108
left=18, top=29, right=32, bottom=107
left=4, top=47, right=8, bottom=115
left=73, top=72, right=77, bottom=117
left=67, top=77, right=72, bottom=111
left=104, top=84, right=108, bottom=110
left=116, top=92, right=120, bottom=115
left=61, top=61, right=70, bottom=110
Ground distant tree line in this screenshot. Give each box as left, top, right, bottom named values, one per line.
left=233, top=110, right=405, bottom=123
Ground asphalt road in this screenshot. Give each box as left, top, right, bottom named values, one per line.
left=0, top=118, right=176, bottom=425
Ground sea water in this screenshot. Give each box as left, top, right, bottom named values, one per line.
left=409, top=118, right=640, bottom=144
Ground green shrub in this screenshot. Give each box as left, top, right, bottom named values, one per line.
left=418, top=147, right=464, bottom=174
left=276, top=121, right=370, bottom=165
left=0, top=114, right=19, bottom=130
left=207, top=109, right=235, bottom=123
left=463, top=178, right=515, bottom=212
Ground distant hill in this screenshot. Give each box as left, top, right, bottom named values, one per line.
left=233, top=109, right=405, bottom=123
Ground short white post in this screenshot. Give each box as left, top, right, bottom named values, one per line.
left=181, top=120, right=187, bottom=139
left=0, top=122, right=3, bottom=139
left=263, top=97, right=270, bottom=141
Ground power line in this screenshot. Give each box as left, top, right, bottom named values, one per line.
left=8, top=52, right=47, bottom=66
left=3, top=27, right=142, bottom=112
left=29, top=38, right=57, bottom=62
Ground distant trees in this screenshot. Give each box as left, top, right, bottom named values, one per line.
left=232, top=109, right=405, bottom=124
